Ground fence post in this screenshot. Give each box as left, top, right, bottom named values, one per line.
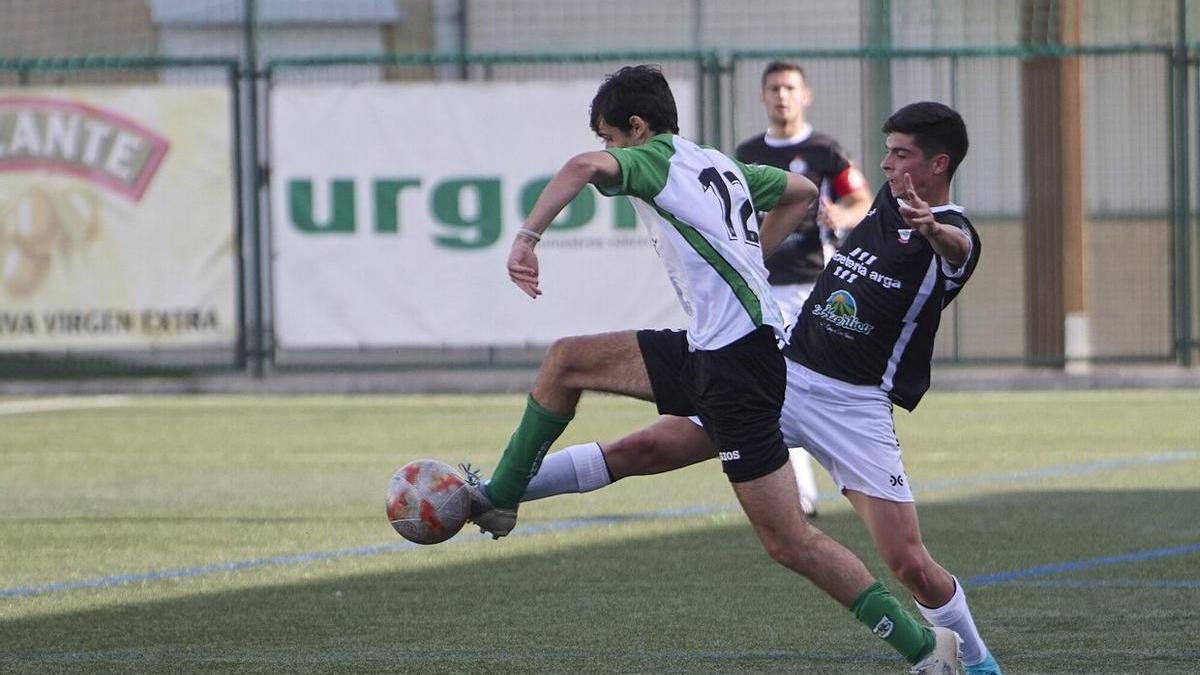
left=241, top=0, right=267, bottom=377
left=860, top=0, right=892, bottom=194
left=1020, top=1, right=1085, bottom=368
left=229, top=62, right=248, bottom=372
left=1172, top=0, right=1193, bottom=365
left=707, top=51, right=723, bottom=150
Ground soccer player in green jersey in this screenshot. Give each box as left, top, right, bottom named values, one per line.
left=461, top=65, right=961, bottom=673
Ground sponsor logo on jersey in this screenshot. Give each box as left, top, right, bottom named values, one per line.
left=717, top=450, right=741, bottom=461
left=811, top=290, right=875, bottom=335
left=897, top=228, right=913, bottom=243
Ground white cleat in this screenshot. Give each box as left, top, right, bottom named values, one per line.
left=911, top=627, right=962, bottom=674
left=458, top=463, right=518, bottom=539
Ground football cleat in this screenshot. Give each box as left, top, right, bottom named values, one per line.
left=963, top=652, right=1002, bottom=675
left=458, top=463, right=518, bottom=539
left=911, top=627, right=962, bottom=674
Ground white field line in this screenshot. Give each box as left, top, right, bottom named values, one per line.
left=0, top=396, right=132, bottom=416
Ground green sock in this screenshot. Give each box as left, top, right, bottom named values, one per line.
left=850, top=580, right=936, bottom=664
left=486, top=395, right=573, bottom=509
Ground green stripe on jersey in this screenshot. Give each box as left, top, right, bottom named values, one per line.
left=654, top=204, right=763, bottom=326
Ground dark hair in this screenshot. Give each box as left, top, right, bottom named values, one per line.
left=760, top=60, right=808, bottom=89
left=589, top=64, right=680, bottom=135
left=882, top=102, right=969, bottom=178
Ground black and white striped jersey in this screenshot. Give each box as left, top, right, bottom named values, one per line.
left=785, top=186, right=980, bottom=410
left=736, top=127, right=866, bottom=285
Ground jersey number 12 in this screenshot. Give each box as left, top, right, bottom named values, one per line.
left=698, top=167, right=760, bottom=246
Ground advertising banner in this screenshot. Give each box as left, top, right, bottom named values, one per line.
left=0, top=87, right=237, bottom=351
left=270, top=80, right=692, bottom=348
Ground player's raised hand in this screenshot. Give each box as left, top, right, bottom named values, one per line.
left=507, top=237, right=542, bottom=298
left=816, top=195, right=836, bottom=228
left=897, top=173, right=936, bottom=236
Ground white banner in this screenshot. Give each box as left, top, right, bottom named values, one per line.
left=0, top=87, right=237, bottom=351
left=270, top=80, right=692, bottom=348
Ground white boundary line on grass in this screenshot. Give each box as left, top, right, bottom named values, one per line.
left=0, top=396, right=131, bottom=416
left=2, top=449, right=1198, bottom=599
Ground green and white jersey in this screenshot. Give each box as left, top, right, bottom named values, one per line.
left=600, top=134, right=789, bottom=350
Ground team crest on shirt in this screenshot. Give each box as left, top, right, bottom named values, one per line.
left=897, top=228, right=913, bottom=243
left=811, top=290, right=875, bottom=335
left=789, top=157, right=808, bottom=174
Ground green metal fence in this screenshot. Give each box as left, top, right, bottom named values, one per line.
left=0, top=43, right=1198, bottom=376
left=259, top=46, right=1199, bottom=370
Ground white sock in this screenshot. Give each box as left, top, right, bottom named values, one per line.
left=522, top=442, right=611, bottom=502
left=789, top=448, right=819, bottom=509
left=916, top=576, right=990, bottom=666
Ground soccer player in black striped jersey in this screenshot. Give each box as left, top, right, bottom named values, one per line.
left=735, top=61, right=874, bottom=517
left=519, top=103, right=1003, bottom=674
left=787, top=150, right=979, bottom=412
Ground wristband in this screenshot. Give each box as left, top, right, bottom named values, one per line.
left=516, top=228, right=542, bottom=243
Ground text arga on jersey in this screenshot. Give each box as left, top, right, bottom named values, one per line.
left=830, top=249, right=902, bottom=290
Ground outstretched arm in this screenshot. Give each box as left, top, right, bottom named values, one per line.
left=818, top=183, right=872, bottom=235
left=508, top=151, right=622, bottom=298
left=759, top=172, right=819, bottom=259
left=898, top=173, right=969, bottom=267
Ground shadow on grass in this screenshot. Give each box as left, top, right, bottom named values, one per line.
left=2, top=489, right=1198, bottom=675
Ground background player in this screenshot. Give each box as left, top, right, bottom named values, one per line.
left=735, top=61, right=873, bottom=515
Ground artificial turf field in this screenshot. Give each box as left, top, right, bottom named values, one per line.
left=1, top=390, right=1198, bottom=674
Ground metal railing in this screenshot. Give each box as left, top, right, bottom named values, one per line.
left=1, top=43, right=1197, bottom=377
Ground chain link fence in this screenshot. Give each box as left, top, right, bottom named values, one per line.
left=0, top=0, right=1196, bottom=377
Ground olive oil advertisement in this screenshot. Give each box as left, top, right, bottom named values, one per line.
left=0, top=88, right=236, bottom=350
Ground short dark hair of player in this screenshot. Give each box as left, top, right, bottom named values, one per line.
left=589, top=64, right=680, bottom=136
left=760, top=60, right=808, bottom=89
left=882, top=102, right=969, bottom=179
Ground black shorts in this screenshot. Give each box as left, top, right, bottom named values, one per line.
left=637, top=326, right=788, bottom=483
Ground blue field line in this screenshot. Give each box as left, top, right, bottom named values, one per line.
left=1007, top=577, right=1200, bottom=589
left=0, top=542, right=419, bottom=599
left=2, top=450, right=1197, bottom=599
left=911, top=449, right=1200, bottom=495
left=965, top=541, right=1200, bottom=586
left=0, top=505, right=724, bottom=599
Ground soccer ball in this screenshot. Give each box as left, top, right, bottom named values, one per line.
left=386, top=459, right=471, bottom=545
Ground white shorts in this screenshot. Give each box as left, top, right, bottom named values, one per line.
left=770, top=282, right=816, bottom=328
left=692, top=361, right=913, bottom=502
left=780, top=363, right=912, bottom=502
